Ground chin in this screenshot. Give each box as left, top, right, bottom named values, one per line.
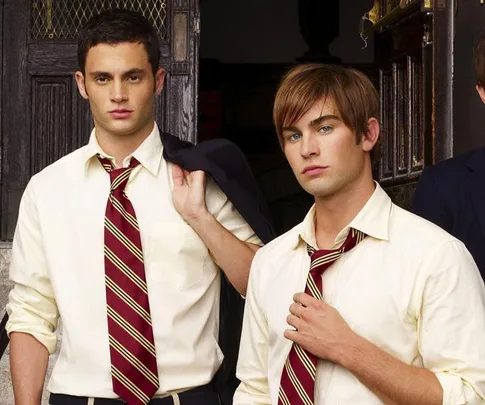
left=305, top=182, right=341, bottom=199
left=107, top=123, right=138, bottom=136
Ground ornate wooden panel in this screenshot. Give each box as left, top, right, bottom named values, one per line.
left=363, top=0, right=452, bottom=208
left=378, top=56, right=424, bottom=183
left=30, top=77, right=92, bottom=174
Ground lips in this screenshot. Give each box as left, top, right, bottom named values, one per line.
left=302, top=165, right=327, bottom=176
left=109, top=109, right=133, bottom=119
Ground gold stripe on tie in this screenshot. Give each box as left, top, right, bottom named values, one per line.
left=111, top=197, right=139, bottom=230
left=112, top=366, right=151, bottom=403
left=285, top=361, right=313, bottom=405
left=111, top=170, right=132, bottom=191
left=107, top=306, right=156, bottom=356
left=279, top=389, right=291, bottom=405
left=295, top=344, right=316, bottom=377
left=104, top=247, right=148, bottom=293
left=109, top=336, right=160, bottom=386
left=306, top=277, right=321, bottom=300
left=105, top=218, right=144, bottom=262
left=106, top=277, right=152, bottom=324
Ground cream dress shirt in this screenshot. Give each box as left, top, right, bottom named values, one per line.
left=234, top=183, right=485, bottom=405
left=6, top=123, right=261, bottom=397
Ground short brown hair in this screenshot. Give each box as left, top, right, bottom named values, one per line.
left=273, top=64, right=379, bottom=150
left=474, top=28, right=485, bottom=85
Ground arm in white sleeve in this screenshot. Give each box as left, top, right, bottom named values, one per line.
left=418, top=240, right=485, bottom=404
left=234, top=250, right=271, bottom=405
left=6, top=179, right=59, bottom=354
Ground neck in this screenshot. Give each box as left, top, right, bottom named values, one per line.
left=313, top=171, right=375, bottom=249
left=95, top=121, right=155, bottom=166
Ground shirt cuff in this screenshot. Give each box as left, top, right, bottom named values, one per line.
left=6, top=322, right=58, bottom=355
left=436, top=371, right=474, bottom=405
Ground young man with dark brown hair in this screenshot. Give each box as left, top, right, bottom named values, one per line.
left=234, top=64, right=485, bottom=405
left=5, top=9, right=270, bottom=405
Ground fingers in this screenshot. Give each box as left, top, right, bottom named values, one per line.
left=189, top=170, right=205, bottom=187
left=172, top=166, right=205, bottom=188
left=171, top=164, right=185, bottom=187
left=289, top=302, right=304, bottom=317
left=293, top=292, right=323, bottom=308
left=284, top=328, right=298, bottom=341
left=286, top=313, right=302, bottom=330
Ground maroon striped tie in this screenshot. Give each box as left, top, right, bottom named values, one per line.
left=98, top=155, right=159, bottom=405
left=278, top=229, right=366, bottom=405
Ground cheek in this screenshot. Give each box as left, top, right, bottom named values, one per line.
left=134, top=86, right=155, bottom=106
left=284, top=147, right=300, bottom=172
left=328, top=135, right=358, bottom=161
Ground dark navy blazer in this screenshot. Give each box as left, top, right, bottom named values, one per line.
left=412, top=147, right=485, bottom=282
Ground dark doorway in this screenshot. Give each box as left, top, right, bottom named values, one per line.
left=198, top=0, right=377, bottom=235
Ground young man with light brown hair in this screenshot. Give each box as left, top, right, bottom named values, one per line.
left=234, top=64, right=485, bottom=405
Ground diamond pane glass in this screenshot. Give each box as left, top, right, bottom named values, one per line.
left=31, top=0, right=168, bottom=40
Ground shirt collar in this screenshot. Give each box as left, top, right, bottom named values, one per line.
left=294, top=182, right=391, bottom=250
left=83, top=122, right=163, bottom=176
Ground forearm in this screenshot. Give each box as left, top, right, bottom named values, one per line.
left=187, top=211, right=258, bottom=295
left=10, top=332, right=49, bottom=405
left=339, top=334, right=442, bottom=405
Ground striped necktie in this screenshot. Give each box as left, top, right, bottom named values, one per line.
left=98, top=155, right=159, bottom=405
left=278, top=228, right=367, bottom=405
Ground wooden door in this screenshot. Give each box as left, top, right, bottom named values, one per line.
left=363, top=0, right=452, bottom=208
left=0, top=0, right=199, bottom=240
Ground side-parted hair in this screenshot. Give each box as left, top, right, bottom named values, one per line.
left=273, top=64, right=379, bottom=150
left=474, top=28, right=485, bottom=86
left=77, top=9, right=160, bottom=75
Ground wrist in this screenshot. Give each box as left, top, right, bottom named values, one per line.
left=334, top=331, right=366, bottom=369
left=184, top=209, right=213, bottom=228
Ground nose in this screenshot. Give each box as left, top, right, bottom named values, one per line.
left=110, top=79, right=127, bottom=103
left=300, top=133, right=319, bottom=158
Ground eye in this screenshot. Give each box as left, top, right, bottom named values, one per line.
left=95, top=76, right=109, bottom=84
left=128, top=75, right=141, bottom=83
left=285, top=133, right=302, bottom=143
left=318, top=125, right=334, bottom=134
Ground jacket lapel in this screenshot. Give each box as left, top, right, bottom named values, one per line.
left=467, top=148, right=485, bottom=243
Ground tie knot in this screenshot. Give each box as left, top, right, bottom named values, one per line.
left=308, top=228, right=367, bottom=276
left=97, top=155, right=140, bottom=192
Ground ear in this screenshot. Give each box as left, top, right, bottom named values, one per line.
left=75, top=71, right=89, bottom=100
left=361, top=117, right=380, bottom=153
left=154, top=68, right=166, bottom=96
left=476, top=84, right=485, bottom=104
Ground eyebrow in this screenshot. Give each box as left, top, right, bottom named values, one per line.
left=309, top=114, right=341, bottom=127
left=89, top=68, right=146, bottom=78
left=282, top=114, right=342, bottom=133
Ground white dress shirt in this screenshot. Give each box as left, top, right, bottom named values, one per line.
left=6, top=123, right=261, bottom=397
left=234, top=183, right=485, bottom=405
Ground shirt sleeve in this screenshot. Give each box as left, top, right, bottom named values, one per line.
left=418, top=239, right=485, bottom=404
left=207, top=177, right=263, bottom=246
left=6, top=179, right=59, bottom=354
left=234, top=250, right=271, bottom=405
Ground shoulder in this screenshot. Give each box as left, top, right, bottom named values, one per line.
left=29, top=146, right=88, bottom=189
left=390, top=204, right=468, bottom=255
left=422, top=148, right=481, bottom=180
left=251, top=224, right=301, bottom=267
